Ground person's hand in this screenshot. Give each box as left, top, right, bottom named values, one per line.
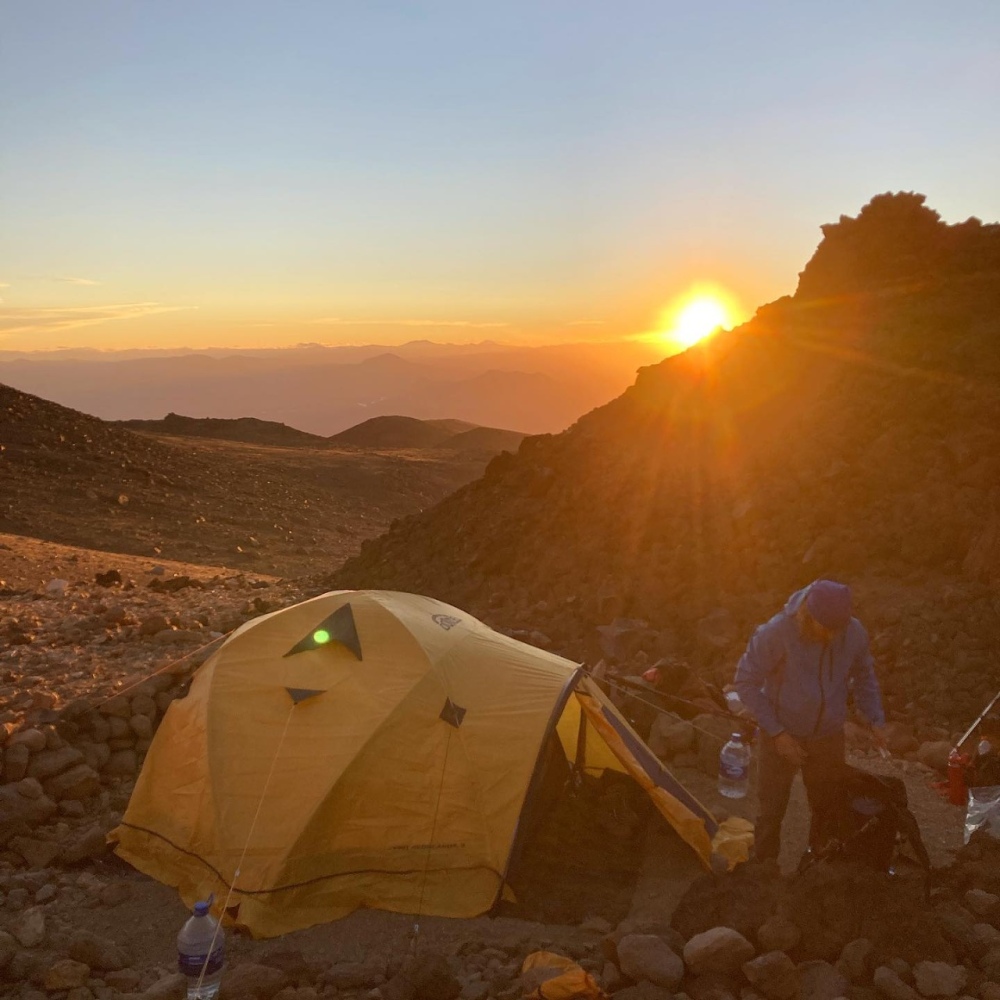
left=773, top=732, right=805, bottom=767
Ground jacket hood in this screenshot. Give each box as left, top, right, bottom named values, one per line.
left=782, top=585, right=811, bottom=618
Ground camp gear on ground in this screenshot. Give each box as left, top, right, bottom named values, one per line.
left=949, top=747, right=972, bottom=805
left=733, top=582, right=885, bottom=739
left=965, top=785, right=1000, bottom=844
left=177, top=899, right=224, bottom=999
left=111, top=590, right=721, bottom=938
left=718, top=733, right=751, bottom=799
left=521, top=951, right=606, bottom=1000
left=805, top=765, right=931, bottom=877
left=971, top=746, right=1000, bottom=788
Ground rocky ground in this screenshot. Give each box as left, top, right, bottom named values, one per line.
left=0, top=383, right=502, bottom=579
left=0, top=533, right=992, bottom=1000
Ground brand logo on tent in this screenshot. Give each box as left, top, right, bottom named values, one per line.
left=432, top=614, right=461, bottom=631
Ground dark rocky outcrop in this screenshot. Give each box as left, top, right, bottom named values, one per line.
left=329, top=194, right=1000, bottom=729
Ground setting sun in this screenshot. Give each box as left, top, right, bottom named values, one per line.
left=643, top=284, right=744, bottom=351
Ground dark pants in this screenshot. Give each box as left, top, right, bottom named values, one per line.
left=753, top=730, right=846, bottom=862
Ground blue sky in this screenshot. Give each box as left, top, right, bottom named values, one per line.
left=1, top=1, right=998, bottom=350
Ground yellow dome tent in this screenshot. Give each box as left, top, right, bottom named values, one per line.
left=111, top=590, right=724, bottom=938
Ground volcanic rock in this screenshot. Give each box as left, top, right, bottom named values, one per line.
left=683, top=927, right=755, bottom=976
left=616, top=934, right=684, bottom=988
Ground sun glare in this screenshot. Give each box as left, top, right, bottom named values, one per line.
left=647, top=284, right=743, bottom=351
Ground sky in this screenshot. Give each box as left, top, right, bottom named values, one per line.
left=1, top=1, right=998, bottom=352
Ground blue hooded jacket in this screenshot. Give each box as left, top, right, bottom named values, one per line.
left=733, top=583, right=885, bottom=739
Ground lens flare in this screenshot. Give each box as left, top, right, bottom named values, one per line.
left=643, top=284, right=745, bottom=351
left=312, top=629, right=331, bottom=645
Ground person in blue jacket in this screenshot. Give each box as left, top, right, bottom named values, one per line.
left=733, top=579, right=887, bottom=863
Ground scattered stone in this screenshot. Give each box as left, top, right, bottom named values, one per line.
left=964, top=890, right=999, bottom=917
left=45, top=761, right=101, bottom=800
left=616, top=934, right=684, bottom=989
left=10, top=835, right=62, bottom=868
left=382, top=952, right=461, bottom=1000
left=44, top=958, right=91, bottom=990
left=0, top=930, right=16, bottom=968
left=219, top=962, right=289, bottom=999
left=757, top=916, right=802, bottom=954
left=684, top=927, right=756, bottom=976
left=9, top=728, right=47, bottom=752
left=916, top=742, right=952, bottom=773
left=838, top=939, right=874, bottom=983
left=13, top=905, right=46, bottom=947
left=61, top=824, right=111, bottom=865
left=609, top=984, right=675, bottom=1000
left=742, top=951, right=800, bottom=1000
left=874, top=966, right=920, bottom=1000
left=104, top=748, right=139, bottom=777
left=34, top=883, right=57, bottom=904
left=26, top=745, right=84, bottom=780
left=324, top=962, right=387, bottom=990
left=798, top=960, right=849, bottom=1000
left=912, top=962, right=967, bottom=998
left=104, top=969, right=142, bottom=992
left=138, top=972, right=188, bottom=999
left=100, top=881, right=131, bottom=906
left=68, top=929, right=130, bottom=971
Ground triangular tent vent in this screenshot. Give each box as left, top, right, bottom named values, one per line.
left=284, top=603, right=363, bottom=660
left=439, top=698, right=467, bottom=728
left=286, top=688, right=325, bottom=705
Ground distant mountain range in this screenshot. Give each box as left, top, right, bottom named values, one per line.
left=117, top=411, right=526, bottom=454
left=0, top=340, right=665, bottom=436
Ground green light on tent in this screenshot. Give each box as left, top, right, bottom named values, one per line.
left=312, top=629, right=331, bottom=645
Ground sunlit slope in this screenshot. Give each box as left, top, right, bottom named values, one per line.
left=329, top=195, right=1000, bottom=727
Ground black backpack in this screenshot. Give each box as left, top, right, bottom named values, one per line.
left=809, top=765, right=931, bottom=876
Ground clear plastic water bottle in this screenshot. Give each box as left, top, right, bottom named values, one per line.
left=718, top=732, right=751, bottom=799
left=177, top=899, right=225, bottom=999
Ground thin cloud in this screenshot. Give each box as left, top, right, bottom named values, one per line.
left=19, top=274, right=101, bottom=286
left=568, top=320, right=606, bottom=326
left=0, top=303, right=196, bottom=337
left=0, top=282, right=10, bottom=289
left=309, top=317, right=509, bottom=328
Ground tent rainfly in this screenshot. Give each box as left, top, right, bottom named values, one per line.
left=111, top=590, right=729, bottom=937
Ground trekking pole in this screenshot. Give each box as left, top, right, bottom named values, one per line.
left=954, top=690, right=1000, bottom=751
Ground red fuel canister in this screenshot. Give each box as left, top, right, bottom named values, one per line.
left=947, top=747, right=970, bottom=806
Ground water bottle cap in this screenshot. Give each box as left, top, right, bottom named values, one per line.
left=194, top=900, right=211, bottom=916
left=731, top=733, right=742, bottom=741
